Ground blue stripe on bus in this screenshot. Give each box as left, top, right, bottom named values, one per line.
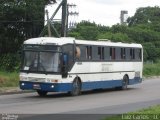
left=19, top=77, right=142, bottom=92
left=129, top=77, right=142, bottom=85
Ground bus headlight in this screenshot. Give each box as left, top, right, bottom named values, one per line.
left=20, top=76, right=28, bottom=81
left=21, top=83, right=25, bottom=86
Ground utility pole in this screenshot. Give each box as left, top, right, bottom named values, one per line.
left=68, top=3, right=79, bottom=29
left=40, top=0, right=78, bottom=38
left=61, top=0, right=68, bottom=37
left=46, top=10, right=52, bottom=37
left=120, top=10, right=128, bottom=25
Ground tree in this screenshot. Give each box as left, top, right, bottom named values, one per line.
left=128, top=6, right=160, bottom=26
left=98, top=32, right=131, bottom=42
left=0, top=0, right=54, bottom=54
left=68, top=21, right=99, bottom=40
left=0, top=0, right=56, bottom=71
left=143, top=43, right=159, bottom=62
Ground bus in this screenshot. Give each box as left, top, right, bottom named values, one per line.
left=19, top=37, right=143, bottom=96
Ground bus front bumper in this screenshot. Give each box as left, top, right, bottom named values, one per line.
left=19, top=81, right=72, bottom=92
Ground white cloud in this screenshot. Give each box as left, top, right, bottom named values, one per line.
left=48, top=0, right=160, bottom=26
left=87, top=0, right=126, bottom=5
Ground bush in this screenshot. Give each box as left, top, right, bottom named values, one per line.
left=143, top=61, right=160, bottom=77
left=0, top=53, right=20, bottom=72
left=0, top=71, right=19, bottom=87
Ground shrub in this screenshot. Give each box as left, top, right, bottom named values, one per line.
left=0, top=53, right=20, bottom=72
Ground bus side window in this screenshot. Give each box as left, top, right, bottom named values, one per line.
left=102, top=47, right=104, bottom=60
left=110, top=47, right=115, bottom=60
left=98, top=47, right=101, bottom=59
left=132, top=49, right=135, bottom=60
left=98, top=47, right=104, bottom=60
left=126, top=48, right=130, bottom=61
left=62, top=44, right=74, bottom=70
left=116, top=47, right=121, bottom=60
left=121, top=48, right=126, bottom=60
left=130, top=48, right=135, bottom=60
left=135, top=48, right=142, bottom=61
left=86, top=46, right=88, bottom=59
left=110, top=48, right=112, bottom=60
left=139, top=49, right=142, bottom=60
left=104, top=47, right=110, bottom=60
left=86, top=46, right=92, bottom=60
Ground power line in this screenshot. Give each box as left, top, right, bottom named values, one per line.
left=67, top=3, right=79, bottom=29
left=0, top=20, right=49, bottom=23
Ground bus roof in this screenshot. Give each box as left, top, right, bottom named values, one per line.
left=24, top=37, right=142, bottom=48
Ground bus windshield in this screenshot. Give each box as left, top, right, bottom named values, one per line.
left=21, top=51, right=61, bottom=73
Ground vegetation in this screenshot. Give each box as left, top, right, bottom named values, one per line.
left=0, top=61, right=159, bottom=88
left=0, top=71, right=19, bottom=87
left=69, top=7, right=160, bottom=62
left=0, top=2, right=160, bottom=71
left=0, top=53, right=20, bottom=71
left=143, top=61, right=160, bottom=77
left=103, top=105, right=160, bottom=120
left=0, top=0, right=56, bottom=71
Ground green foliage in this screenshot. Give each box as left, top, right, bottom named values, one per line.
left=104, top=105, right=160, bottom=120
left=69, top=6, right=160, bottom=62
left=111, top=24, right=128, bottom=34
left=0, top=0, right=54, bottom=71
left=0, top=0, right=52, bottom=54
left=143, top=61, right=160, bottom=77
left=79, top=26, right=99, bottom=40
left=128, top=6, right=160, bottom=26
left=0, top=53, right=20, bottom=72
left=143, top=43, right=159, bottom=62
left=0, top=71, right=19, bottom=87
left=69, top=21, right=99, bottom=40
left=135, top=105, right=160, bottom=114
left=98, top=32, right=131, bottom=42
left=0, top=4, right=160, bottom=72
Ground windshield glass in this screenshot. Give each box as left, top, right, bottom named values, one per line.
left=22, top=51, right=61, bottom=73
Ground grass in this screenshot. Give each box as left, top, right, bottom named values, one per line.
left=0, top=61, right=160, bottom=88
left=0, top=71, right=19, bottom=87
left=103, top=105, right=160, bottom=120
left=143, top=61, right=160, bottom=77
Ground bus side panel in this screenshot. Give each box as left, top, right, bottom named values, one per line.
left=81, top=80, right=122, bottom=90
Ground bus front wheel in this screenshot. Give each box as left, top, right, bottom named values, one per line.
left=37, top=90, right=48, bottom=97
left=70, top=78, right=81, bottom=96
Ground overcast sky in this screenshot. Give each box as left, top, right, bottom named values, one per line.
left=47, top=0, right=160, bottom=26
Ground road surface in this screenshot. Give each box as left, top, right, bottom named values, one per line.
left=0, top=78, right=160, bottom=120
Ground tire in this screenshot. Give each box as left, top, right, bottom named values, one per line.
left=70, top=78, right=81, bottom=96
left=37, top=90, right=48, bottom=97
left=121, top=75, right=128, bottom=90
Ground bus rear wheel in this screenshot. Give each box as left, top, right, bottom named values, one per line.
left=121, top=75, right=128, bottom=90
left=37, top=90, right=48, bottom=97
left=70, top=78, right=81, bottom=96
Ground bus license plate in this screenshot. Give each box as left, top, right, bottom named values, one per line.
left=33, top=84, right=41, bottom=90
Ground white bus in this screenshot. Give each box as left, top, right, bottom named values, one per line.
left=20, top=37, right=143, bottom=96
